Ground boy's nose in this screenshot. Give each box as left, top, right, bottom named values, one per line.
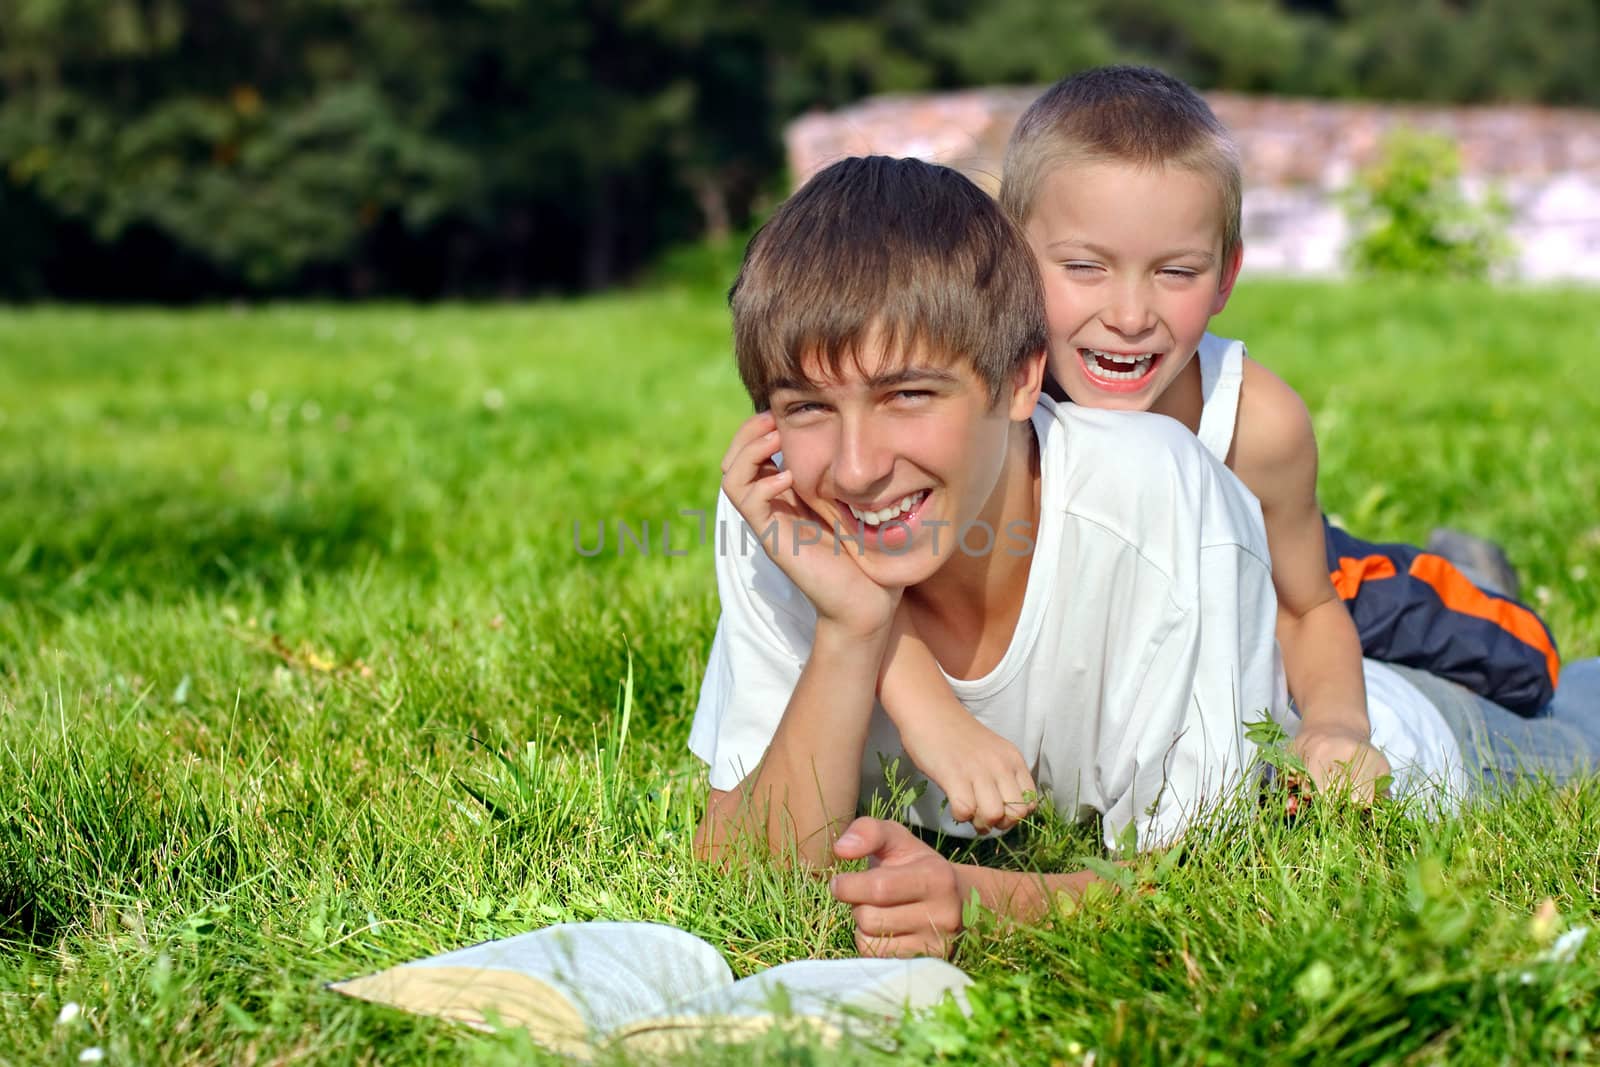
left=832, top=416, right=894, bottom=497
left=1103, top=282, right=1155, bottom=337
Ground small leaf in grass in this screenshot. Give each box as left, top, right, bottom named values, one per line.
left=1244, top=719, right=1290, bottom=747
left=222, top=999, right=262, bottom=1033
left=149, top=953, right=172, bottom=997
left=1114, top=819, right=1139, bottom=860
left=960, top=886, right=984, bottom=929
left=1152, top=842, right=1185, bottom=885
left=303, top=647, right=336, bottom=672
left=1078, top=856, right=1137, bottom=894
left=1295, top=960, right=1335, bottom=1003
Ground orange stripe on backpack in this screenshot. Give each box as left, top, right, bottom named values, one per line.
left=1329, top=555, right=1397, bottom=600
left=1409, top=554, right=1561, bottom=688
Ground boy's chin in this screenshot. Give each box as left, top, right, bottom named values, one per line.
left=851, top=546, right=945, bottom=589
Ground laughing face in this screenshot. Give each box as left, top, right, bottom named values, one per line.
left=767, top=340, right=1043, bottom=590
left=1023, top=160, right=1241, bottom=412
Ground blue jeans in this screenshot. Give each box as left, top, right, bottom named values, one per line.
left=1390, top=658, right=1600, bottom=790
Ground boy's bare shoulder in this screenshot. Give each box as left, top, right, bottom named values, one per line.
left=1233, top=356, right=1318, bottom=507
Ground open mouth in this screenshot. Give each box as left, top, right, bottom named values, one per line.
left=838, top=489, right=931, bottom=550
left=1078, top=348, right=1162, bottom=392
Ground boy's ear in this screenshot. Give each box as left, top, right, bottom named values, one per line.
left=1211, top=243, right=1245, bottom=315
left=1006, top=347, right=1048, bottom=421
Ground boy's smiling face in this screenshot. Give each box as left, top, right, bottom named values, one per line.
left=1024, top=160, right=1242, bottom=411
left=768, top=337, right=1043, bottom=590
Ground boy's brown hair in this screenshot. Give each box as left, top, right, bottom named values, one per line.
left=730, top=155, right=1045, bottom=411
left=1000, top=66, right=1242, bottom=262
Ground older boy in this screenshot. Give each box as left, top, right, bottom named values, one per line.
left=690, top=155, right=1288, bottom=956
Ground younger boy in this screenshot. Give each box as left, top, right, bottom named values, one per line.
left=691, top=155, right=1288, bottom=954
left=877, top=66, right=1563, bottom=831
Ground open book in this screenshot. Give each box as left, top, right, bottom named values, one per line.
left=331, top=921, right=972, bottom=1060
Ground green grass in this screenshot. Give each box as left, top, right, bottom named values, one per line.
left=2, top=278, right=1598, bottom=1064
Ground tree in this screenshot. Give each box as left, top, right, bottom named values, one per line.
left=1, top=0, right=1595, bottom=298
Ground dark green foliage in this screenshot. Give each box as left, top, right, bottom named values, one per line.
left=2, top=1, right=1598, bottom=298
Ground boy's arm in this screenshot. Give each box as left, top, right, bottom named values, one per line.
left=694, top=411, right=902, bottom=867
left=877, top=606, right=1037, bottom=833
left=829, top=817, right=1102, bottom=957
left=1234, top=364, right=1388, bottom=799
left=696, top=618, right=892, bottom=867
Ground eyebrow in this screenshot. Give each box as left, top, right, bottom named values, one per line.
left=1046, top=239, right=1216, bottom=265
left=866, top=365, right=962, bottom=388
left=770, top=365, right=962, bottom=394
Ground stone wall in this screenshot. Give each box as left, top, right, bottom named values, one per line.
left=786, top=89, right=1600, bottom=282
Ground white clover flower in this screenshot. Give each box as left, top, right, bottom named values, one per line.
left=56, top=1002, right=81, bottom=1025
left=1543, top=926, right=1590, bottom=965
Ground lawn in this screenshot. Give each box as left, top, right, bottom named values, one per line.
left=2, top=277, right=1599, bottom=1064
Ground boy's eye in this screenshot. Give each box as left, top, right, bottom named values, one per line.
left=1159, top=267, right=1200, bottom=279
left=890, top=389, right=932, bottom=403
left=781, top=401, right=827, bottom=418
left=1063, top=261, right=1101, bottom=274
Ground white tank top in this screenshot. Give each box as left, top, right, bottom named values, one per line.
left=1194, top=332, right=1467, bottom=805
left=1195, top=332, right=1247, bottom=464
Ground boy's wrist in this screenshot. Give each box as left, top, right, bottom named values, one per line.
left=952, top=863, right=1102, bottom=926
left=810, top=617, right=896, bottom=684
left=1295, top=703, right=1372, bottom=739
left=815, top=610, right=897, bottom=647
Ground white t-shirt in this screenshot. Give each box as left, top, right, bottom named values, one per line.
left=1361, top=659, right=1470, bottom=808
left=690, top=396, right=1291, bottom=850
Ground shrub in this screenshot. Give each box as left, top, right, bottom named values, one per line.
left=1344, top=129, right=1512, bottom=279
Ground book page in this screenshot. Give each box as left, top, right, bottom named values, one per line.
left=692, top=956, right=971, bottom=1020
left=331, top=922, right=733, bottom=1055
left=611, top=956, right=971, bottom=1054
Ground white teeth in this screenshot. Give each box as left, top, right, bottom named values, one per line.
left=1081, top=348, right=1154, bottom=381
left=847, top=491, right=926, bottom=526
left=1088, top=348, right=1142, bottom=364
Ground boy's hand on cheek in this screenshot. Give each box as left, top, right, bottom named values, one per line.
left=1290, top=724, right=1392, bottom=806
left=830, top=817, right=963, bottom=958
left=721, top=411, right=899, bottom=635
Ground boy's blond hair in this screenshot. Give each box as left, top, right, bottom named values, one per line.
left=1000, top=66, right=1242, bottom=263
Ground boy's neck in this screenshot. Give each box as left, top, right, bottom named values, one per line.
left=903, top=417, right=1041, bottom=679
left=1149, top=351, right=1205, bottom=435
